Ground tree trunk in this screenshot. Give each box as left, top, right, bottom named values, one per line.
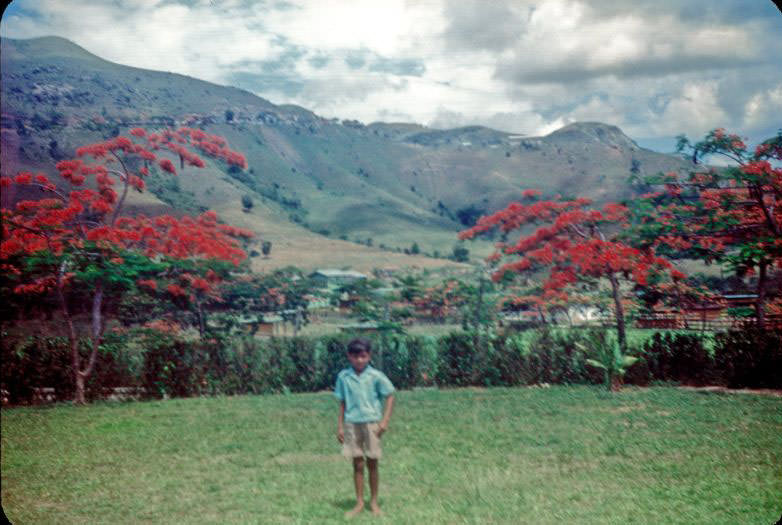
left=197, top=300, right=206, bottom=339
left=537, top=305, right=548, bottom=324
left=294, top=307, right=303, bottom=336
left=608, top=273, right=627, bottom=352
left=72, top=285, right=105, bottom=404
left=674, top=282, right=689, bottom=330
left=75, top=372, right=86, bottom=405
left=755, top=261, right=767, bottom=330
left=57, top=263, right=86, bottom=404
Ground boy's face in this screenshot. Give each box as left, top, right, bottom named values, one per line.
left=347, top=350, right=371, bottom=373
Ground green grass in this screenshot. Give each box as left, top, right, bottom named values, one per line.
left=2, top=387, right=780, bottom=524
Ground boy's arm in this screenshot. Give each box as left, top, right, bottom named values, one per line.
left=337, top=401, right=345, bottom=443
left=376, top=395, right=395, bottom=437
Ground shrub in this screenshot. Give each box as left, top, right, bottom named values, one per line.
left=5, top=326, right=779, bottom=404
left=642, top=332, right=714, bottom=385
left=714, top=328, right=782, bottom=389
left=85, top=331, right=144, bottom=400
left=141, top=331, right=209, bottom=398
left=436, top=331, right=481, bottom=386
left=0, top=335, right=72, bottom=403
left=519, top=328, right=594, bottom=385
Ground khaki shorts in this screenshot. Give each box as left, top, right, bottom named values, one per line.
left=342, top=422, right=383, bottom=459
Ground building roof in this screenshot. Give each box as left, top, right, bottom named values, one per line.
left=311, top=269, right=367, bottom=279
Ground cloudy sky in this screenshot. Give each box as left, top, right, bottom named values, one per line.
left=2, top=0, right=781, bottom=151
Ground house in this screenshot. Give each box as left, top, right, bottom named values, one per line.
left=309, top=269, right=367, bottom=288
left=338, top=321, right=382, bottom=334
left=254, top=314, right=288, bottom=337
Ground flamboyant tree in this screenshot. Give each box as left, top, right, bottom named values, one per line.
left=459, top=190, right=682, bottom=350
left=627, top=129, right=782, bottom=328
left=1, top=127, right=253, bottom=403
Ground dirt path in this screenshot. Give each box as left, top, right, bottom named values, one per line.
left=677, top=385, right=782, bottom=397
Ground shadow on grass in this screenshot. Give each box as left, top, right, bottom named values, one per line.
left=333, top=498, right=356, bottom=511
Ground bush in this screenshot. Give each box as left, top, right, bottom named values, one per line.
left=517, top=328, right=595, bottom=385
left=142, top=331, right=207, bottom=398
left=85, top=331, right=144, bottom=400
left=0, top=335, right=72, bottom=403
left=642, top=332, right=714, bottom=385
left=436, top=331, right=481, bottom=386
left=714, top=328, right=782, bottom=388
left=5, top=326, right=779, bottom=404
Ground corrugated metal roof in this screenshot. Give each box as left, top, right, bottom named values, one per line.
left=311, top=269, right=367, bottom=278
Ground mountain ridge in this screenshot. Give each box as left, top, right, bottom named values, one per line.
left=1, top=36, right=693, bottom=270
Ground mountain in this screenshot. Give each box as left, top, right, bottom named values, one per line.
left=1, top=36, right=693, bottom=271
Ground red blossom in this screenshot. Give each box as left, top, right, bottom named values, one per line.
left=137, top=279, right=157, bottom=291
left=15, top=173, right=32, bottom=185
left=159, top=159, right=176, bottom=174
left=166, top=284, right=187, bottom=297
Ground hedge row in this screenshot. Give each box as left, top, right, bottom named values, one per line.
left=2, top=327, right=780, bottom=403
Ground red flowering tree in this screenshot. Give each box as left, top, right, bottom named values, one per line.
left=459, top=190, right=682, bottom=350
left=627, top=129, right=782, bottom=328
left=1, top=128, right=252, bottom=403
left=413, top=279, right=465, bottom=322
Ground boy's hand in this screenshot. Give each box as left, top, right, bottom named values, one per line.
left=337, top=428, right=345, bottom=443
left=376, top=421, right=388, bottom=437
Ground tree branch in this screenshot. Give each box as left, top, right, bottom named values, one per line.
left=109, top=151, right=131, bottom=227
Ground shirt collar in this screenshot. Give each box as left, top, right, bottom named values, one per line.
left=347, top=364, right=374, bottom=380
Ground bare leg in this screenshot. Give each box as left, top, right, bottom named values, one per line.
left=345, top=457, right=365, bottom=518
left=367, top=458, right=382, bottom=515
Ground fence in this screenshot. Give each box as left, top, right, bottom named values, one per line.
left=635, top=313, right=782, bottom=331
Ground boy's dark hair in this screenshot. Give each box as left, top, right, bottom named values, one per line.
left=347, top=338, right=372, bottom=355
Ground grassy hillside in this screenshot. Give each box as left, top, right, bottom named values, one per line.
left=1, top=36, right=693, bottom=268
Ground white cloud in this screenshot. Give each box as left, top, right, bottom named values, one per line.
left=1, top=0, right=780, bottom=147
left=743, top=84, right=782, bottom=131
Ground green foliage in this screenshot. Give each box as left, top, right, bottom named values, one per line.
left=455, top=204, right=486, bottom=227
left=241, top=194, right=254, bottom=211
left=0, top=334, right=72, bottom=403
left=436, top=328, right=597, bottom=388
left=0, top=330, right=145, bottom=403
left=714, top=328, right=782, bottom=389
left=140, top=330, right=209, bottom=398
left=394, top=274, right=423, bottom=302
left=457, top=275, right=498, bottom=330
left=642, top=332, right=715, bottom=385
left=3, top=325, right=780, bottom=403
left=580, top=329, right=639, bottom=390
left=451, top=244, right=469, bottom=262
left=521, top=328, right=594, bottom=385
left=436, top=331, right=482, bottom=386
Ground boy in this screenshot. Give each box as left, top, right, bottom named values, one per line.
left=334, top=338, right=395, bottom=517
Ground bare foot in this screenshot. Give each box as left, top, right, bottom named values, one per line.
left=345, top=503, right=364, bottom=518
left=370, top=501, right=382, bottom=516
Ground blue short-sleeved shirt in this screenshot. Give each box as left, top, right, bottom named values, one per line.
left=334, top=365, right=395, bottom=423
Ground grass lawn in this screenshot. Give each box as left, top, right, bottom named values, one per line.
left=2, top=386, right=780, bottom=524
